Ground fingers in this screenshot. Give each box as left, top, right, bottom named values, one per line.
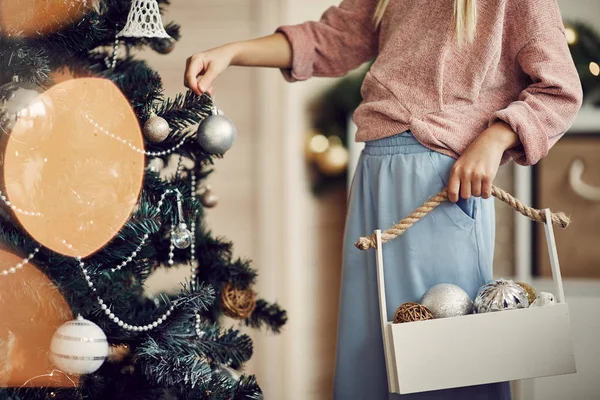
left=481, top=177, right=492, bottom=199
left=184, top=55, right=205, bottom=96
left=449, top=163, right=494, bottom=202
left=197, top=63, right=220, bottom=94
left=448, top=165, right=461, bottom=203
left=471, top=172, right=482, bottom=197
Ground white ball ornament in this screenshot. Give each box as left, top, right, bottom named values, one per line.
left=420, top=283, right=474, bottom=318
left=50, top=316, right=109, bottom=374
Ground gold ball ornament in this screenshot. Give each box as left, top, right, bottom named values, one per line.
left=143, top=115, right=170, bottom=143
left=315, top=136, right=349, bottom=176
left=394, top=302, right=434, bottom=323
left=516, top=282, right=537, bottom=305
left=221, top=283, right=256, bottom=319
left=199, top=185, right=218, bottom=208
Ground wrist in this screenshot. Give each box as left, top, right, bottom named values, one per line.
left=484, top=121, right=520, bottom=151
left=224, top=42, right=241, bottom=65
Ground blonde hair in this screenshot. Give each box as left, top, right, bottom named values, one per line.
left=374, top=0, right=477, bottom=46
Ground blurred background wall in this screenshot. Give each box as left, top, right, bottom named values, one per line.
left=142, top=1, right=600, bottom=399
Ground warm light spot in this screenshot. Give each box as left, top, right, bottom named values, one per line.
left=309, top=134, right=329, bottom=154
left=565, top=27, right=578, bottom=45
left=0, top=0, right=96, bottom=36
left=590, top=62, right=600, bottom=77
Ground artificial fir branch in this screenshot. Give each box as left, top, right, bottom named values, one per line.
left=245, top=299, right=288, bottom=334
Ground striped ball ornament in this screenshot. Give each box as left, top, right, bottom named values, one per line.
left=50, top=316, right=108, bottom=374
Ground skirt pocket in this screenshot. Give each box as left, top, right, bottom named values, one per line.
left=426, top=151, right=478, bottom=229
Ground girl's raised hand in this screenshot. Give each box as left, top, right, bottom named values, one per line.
left=184, top=46, right=235, bottom=96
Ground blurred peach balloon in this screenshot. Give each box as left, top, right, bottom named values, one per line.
left=4, top=77, right=145, bottom=258
left=0, top=247, right=77, bottom=387
left=0, top=0, right=97, bottom=36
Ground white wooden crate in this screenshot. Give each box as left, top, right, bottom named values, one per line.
left=374, top=209, right=577, bottom=394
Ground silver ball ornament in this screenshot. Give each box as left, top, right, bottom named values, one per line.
left=420, top=283, right=473, bottom=318
left=474, top=278, right=529, bottom=313
left=172, top=223, right=192, bottom=249
left=50, top=316, right=108, bottom=374
left=143, top=115, right=170, bottom=143
left=197, top=114, right=237, bottom=154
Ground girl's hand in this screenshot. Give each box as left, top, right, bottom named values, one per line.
left=447, top=122, right=520, bottom=202
left=184, top=45, right=236, bottom=96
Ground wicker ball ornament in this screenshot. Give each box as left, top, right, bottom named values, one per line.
left=393, top=302, right=434, bottom=323
left=516, top=281, right=538, bottom=305
left=221, top=283, right=256, bottom=319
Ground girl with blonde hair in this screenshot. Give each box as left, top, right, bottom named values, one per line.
left=184, top=0, right=582, bottom=398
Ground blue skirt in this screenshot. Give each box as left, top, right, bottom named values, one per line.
left=333, top=132, right=511, bottom=400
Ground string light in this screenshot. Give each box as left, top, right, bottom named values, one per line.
left=590, top=61, right=599, bottom=77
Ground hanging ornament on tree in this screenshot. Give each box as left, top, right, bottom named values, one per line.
left=199, top=185, right=218, bottom=208
left=50, top=316, right=108, bottom=375
left=151, top=38, right=176, bottom=54
left=171, top=190, right=192, bottom=249
left=474, top=279, right=529, bottom=313
left=215, top=363, right=242, bottom=383
left=116, top=0, right=172, bottom=39
left=143, top=112, right=170, bottom=143
left=420, top=283, right=473, bottom=318
left=197, top=106, right=237, bottom=155
left=221, top=283, right=256, bottom=319
left=0, top=76, right=52, bottom=137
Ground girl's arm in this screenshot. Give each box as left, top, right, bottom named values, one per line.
left=184, top=0, right=379, bottom=94
left=488, top=27, right=583, bottom=166
left=447, top=26, right=582, bottom=203
left=184, top=33, right=293, bottom=95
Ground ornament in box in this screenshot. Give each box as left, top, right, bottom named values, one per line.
left=516, top=281, right=537, bottom=305
left=393, top=302, right=434, bottom=323
left=474, top=279, right=529, bottom=313
left=530, top=292, right=556, bottom=307
left=420, top=283, right=473, bottom=318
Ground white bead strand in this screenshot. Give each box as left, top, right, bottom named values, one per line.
left=85, top=114, right=188, bottom=157
left=0, top=189, right=42, bottom=217
left=0, top=248, right=39, bottom=276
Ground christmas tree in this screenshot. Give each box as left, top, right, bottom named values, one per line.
left=0, top=1, right=286, bottom=399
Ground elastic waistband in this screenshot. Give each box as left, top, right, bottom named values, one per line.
left=363, top=131, right=430, bottom=156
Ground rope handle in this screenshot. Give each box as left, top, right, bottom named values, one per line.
left=355, top=185, right=571, bottom=250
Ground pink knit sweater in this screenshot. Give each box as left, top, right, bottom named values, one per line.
left=277, top=0, right=583, bottom=166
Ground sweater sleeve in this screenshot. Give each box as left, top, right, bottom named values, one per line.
left=275, top=0, right=379, bottom=82
left=489, top=27, right=583, bottom=166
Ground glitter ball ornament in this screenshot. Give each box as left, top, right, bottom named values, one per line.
left=474, top=279, right=529, bottom=313
left=516, top=281, right=538, bottom=305
left=0, top=76, right=52, bottom=138
left=420, top=283, right=473, bottom=318
left=200, top=185, right=218, bottom=208
left=143, top=115, right=170, bottom=143
left=50, top=316, right=108, bottom=374
left=172, top=223, right=192, bottom=249
left=197, top=114, right=237, bottom=155
left=393, top=302, right=434, bottom=323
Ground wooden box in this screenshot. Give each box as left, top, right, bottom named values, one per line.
left=374, top=210, right=576, bottom=394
